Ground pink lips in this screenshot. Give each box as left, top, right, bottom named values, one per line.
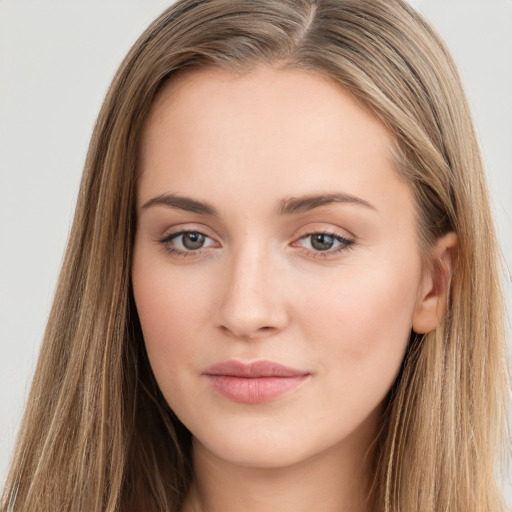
left=204, top=360, right=310, bottom=403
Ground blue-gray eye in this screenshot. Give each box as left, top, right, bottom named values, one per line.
left=297, top=232, right=355, bottom=254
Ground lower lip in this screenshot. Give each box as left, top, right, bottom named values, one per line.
left=206, top=375, right=309, bottom=403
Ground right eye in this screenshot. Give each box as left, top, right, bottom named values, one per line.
left=160, top=230, right=218, bottom=255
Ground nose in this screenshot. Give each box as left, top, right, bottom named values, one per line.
left=215, top=245, right=290, bottom=339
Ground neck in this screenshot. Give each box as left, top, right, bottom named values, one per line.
left=181, top=414, right=380, bottom=512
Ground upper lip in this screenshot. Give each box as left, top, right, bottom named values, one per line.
left=204, top=360, right=309, bottom=378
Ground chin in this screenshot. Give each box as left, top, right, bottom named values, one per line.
left=195, top=434, right=314, bottom=469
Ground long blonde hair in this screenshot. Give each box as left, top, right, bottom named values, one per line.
left=2, top=1, right=509, bottom=510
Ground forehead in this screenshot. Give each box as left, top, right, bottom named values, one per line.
left=143, top=64, right=394, bottom=155
left=138, top=64, right=412, bottom=223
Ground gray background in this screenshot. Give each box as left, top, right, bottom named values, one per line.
left=1, top=0, right=511, bottom=499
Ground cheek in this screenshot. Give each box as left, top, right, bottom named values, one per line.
left=302, top=264, right=417, bottom=339
left=131, top=245, right=214, bottom=394
left=297, top=252, right=421, bottom=402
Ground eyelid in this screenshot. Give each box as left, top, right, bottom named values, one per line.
left=161, top=229, right=214, bottom=244
left=290, top=224, right=356, bottom=257
left=291, top=223, right=356, bottom=242
left=165, top=231, right=217, bottom=249
left=158, top=223, right=220, bottom=242
left=293, top=231, right=354, bottom=248
left=298, top=218, right=355, bottom=234
left=157, top=224, right=222, bottom=257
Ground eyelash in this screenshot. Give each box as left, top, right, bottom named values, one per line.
left=158, top=230, right=215, bottom=258
left=158, top=230, right=355, bottom=259
left=295, top=231, right=355, bottom=258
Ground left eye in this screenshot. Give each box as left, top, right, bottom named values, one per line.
left=298, top=232, right=354, bottom=252
left=165, top=231, right=216, bottom=251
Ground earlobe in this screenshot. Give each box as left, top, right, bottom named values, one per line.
left=412, top=232, right=458, bottom=334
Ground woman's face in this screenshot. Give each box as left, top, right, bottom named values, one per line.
left=132, top=65, right=433, bottom=469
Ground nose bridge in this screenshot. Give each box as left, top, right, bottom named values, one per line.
left=216, top=238, right=288, bottom=338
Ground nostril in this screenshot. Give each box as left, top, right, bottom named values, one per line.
left=215, top=278, right=289, bottom=338
left=218, top=323, right=278, bottom=340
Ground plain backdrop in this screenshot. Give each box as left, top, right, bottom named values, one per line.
left=1, top=0, right=511, bottom=499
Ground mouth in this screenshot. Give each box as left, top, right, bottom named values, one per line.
left=203, top=360, right=310, bottom=403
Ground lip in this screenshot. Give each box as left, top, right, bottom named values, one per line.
left=203, top=360, right=310, bottom=404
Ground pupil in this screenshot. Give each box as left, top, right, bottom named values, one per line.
left=311, top=234, right=334, bottom=251
left=183, top=232, right=205, bottom=250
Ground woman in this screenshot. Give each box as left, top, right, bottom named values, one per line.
left=1, top=0, right=509, bottom=511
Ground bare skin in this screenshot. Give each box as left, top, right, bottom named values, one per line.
left=132, top=65, right=456, bottom=512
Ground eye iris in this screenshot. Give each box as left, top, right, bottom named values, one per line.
left=311, top=234, right=335, bottom=251
left=182, top=232, right=205, bottom=250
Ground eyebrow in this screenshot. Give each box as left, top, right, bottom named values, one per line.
left=141, top=191, right=376, bottom=216
left=277, top=192, right=376, bottom=215
left=141, top=193, right=217, bottom=215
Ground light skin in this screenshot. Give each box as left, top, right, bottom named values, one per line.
left=132, top=65, right=456, bottom=512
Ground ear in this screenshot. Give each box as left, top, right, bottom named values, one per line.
left=412, top=232, right=458, bottom=334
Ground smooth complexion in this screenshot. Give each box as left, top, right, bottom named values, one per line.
left=132, top=65, right=455, bottom=512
